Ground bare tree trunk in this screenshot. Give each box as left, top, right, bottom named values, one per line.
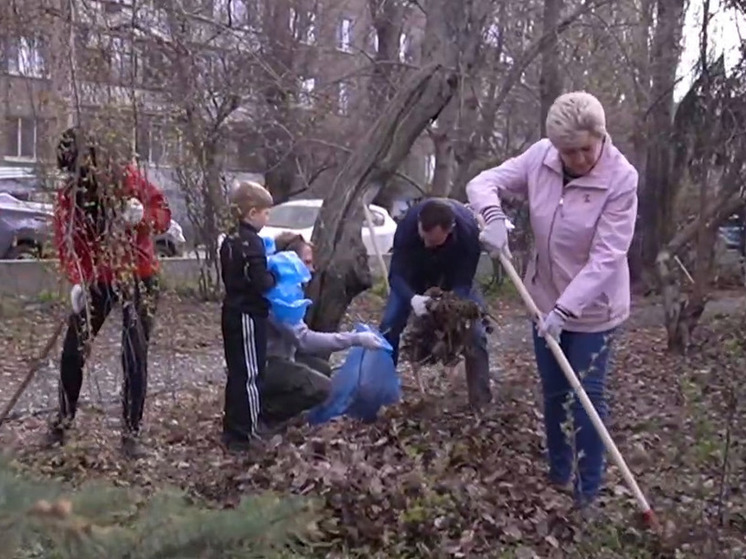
left=261, top=0, right=301, bottom=203
left=367, top=0, right=407, bottom=209
left=539, top=0, right=564, bottom=135
left=306, top=63, right=460, bottom=332
left=428, top=100, right=456, bottom=196
left=639, top=0, right=686, bottom=269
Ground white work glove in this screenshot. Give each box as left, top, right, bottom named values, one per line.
left=478, top=205, right=511, bottom=257
left=122, top=197, right=144, bottom=226
left=410, top=294, right=431, bottom=317
left=70, top=284, right=86, bottom=314
left=538, top=308, right=569, bottom=340
left=355, top=332, right=386, bottom=350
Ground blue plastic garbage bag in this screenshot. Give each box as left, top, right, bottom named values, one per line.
left=267, top=250, right=311, bottom=286
left=307, top=323, right=401, bottom=425
left=266, top=251, right=312, bottom=325
left=270, top=297, right=312, bottom=324
left=261, top=235, right=277, bottom=255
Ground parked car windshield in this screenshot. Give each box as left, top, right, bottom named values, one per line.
left=268, top=205, right=320, bottom=229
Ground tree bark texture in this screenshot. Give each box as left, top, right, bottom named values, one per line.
left=539, top=0, right=564, bottom=136
left=306, top=63, right=459, bottom=333
left=638, top=0, right=686, bottom=269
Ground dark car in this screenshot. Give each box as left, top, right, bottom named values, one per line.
left=718, top=213, right=745, bottom=254
left=0, top=193, right=53, bottom=259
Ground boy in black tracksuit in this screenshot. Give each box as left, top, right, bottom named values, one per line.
left=219, top=181, right=276, bottom=450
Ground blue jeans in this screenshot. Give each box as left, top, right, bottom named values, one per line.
left=379, top=288, right=492, bottom=407
left=532, top=326, right=616, bottom=505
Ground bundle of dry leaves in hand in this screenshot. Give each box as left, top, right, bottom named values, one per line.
left=401, top=287, right=494, bottom=367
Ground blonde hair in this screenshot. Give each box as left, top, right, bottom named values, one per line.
left=229, top=181, right=273, bottom=218
left=545, top=91, right=606, bottom=149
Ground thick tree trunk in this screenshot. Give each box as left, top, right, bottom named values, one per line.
left=656, top=249, right=707, bottom=353
left=306, top=63, right=459, bottom=332
left=638, top=0, right=686, bottom=268
left=428, top=100, right=456, bottom=196
left=261, top=0, right=301, bottom=203
left=367, top=0, right=407, bottom=208
left=539, top=0, right=564, bottom=135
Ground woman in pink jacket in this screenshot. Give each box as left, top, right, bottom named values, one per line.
left=466, top=91, right=638, bottom=510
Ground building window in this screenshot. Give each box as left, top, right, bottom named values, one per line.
left=110, top=36, right=135, bottom=83
left=425, top=154, right=436, bottom=183
left=299, top=78, right=315, bottom=107
left=216, top=0, right=248, bottom=26
left=398, top=32, right=410, bottom=62
left=485, top=22, right=500, bottom=47
left=338, top=18, right=353, bottom=52
left=337, top=82, right=350, bottom=115
left=305, top=12, right=317, bottom=44
left=369, top=29, right=378, bottom=53
left=6, top=37, right=44, bottom=78
left=4, top=117, right=37, bottom=159
left=136, top=118, right=172, bottom=166
left=290, top=9, right=317, bottom=45
left=142, top=47, right=168, bottom=88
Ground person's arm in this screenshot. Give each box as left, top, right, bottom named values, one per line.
left=387, top=214, right=418, bottom=301
left=242, top=233, right=276, bottom=293
left=52, top=189, right=81, bottom=285
left=274, top=318, right=358, bottom=355
left=125, top=165, right=171, bottom=235
left=555, top=170, right=639, bottom=318
left=466, top=139, right=547, bottom=222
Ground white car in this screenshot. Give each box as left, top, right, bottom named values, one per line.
left=256, top=199, right=398, bottom=255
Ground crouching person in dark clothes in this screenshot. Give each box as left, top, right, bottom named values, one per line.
left=219, top=181, right=278, bottom=452
left=49, top=127, right=171, bottom=458
left=260, top=232, right=386, bottom=427
left=379, top=199, right=493, bottom=409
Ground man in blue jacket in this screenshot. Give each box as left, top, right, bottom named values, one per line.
left=379, top=198, right=492, bottom=408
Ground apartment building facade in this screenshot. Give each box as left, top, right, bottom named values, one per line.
left=1, top=0, right=434, bottom=198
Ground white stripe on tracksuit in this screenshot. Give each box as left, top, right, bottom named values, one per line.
left=241, top=314, right=261, bottom=435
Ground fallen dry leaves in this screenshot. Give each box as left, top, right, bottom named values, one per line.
left=0, top=289, right=744, bottom=558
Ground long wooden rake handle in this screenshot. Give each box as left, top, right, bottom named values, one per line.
left=497, top=252, right=659, bottom=530
left=0, top=318, right=66, bottom=428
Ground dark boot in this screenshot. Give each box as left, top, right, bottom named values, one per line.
left=44, top=416, right=72, bottom=448
left=255, top=418, right=289, bottom=438
left=464, top=319, right=493, bottom=409
left=121, top=431, right=148, bottom=459
left=44, top=423, right=67, bottom=448
left=221, top=432, right=257, bottom=453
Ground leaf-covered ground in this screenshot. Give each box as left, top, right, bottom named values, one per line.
left=0, top=287, right=745, bottom=558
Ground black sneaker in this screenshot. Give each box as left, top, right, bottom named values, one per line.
left=255, top=419, right=288, bottom=438
left=220, top=432, right=253, bottom=453
left=44, top=417, right=72, bottom=448
left=121, top=432, right=148, bottom=459
left=44, top=424, right=67, bottom=448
